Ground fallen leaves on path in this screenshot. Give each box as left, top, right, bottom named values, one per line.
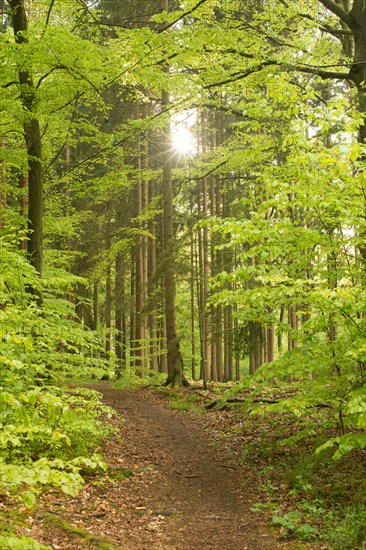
left=31, top=385, right=309, bottom=549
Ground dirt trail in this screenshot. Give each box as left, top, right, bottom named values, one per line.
left=38, top=386, right=298, bottom=550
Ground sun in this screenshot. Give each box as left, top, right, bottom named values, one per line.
left=171, top=124, right=196, bottom=156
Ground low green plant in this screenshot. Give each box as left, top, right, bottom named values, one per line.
left=112, top=370, right=166, bottom=389
left=324, top=508, right=366, bottom=550
left=0, top=234, right=114, bottom=547
left=272, top=510, right=319, bottom=541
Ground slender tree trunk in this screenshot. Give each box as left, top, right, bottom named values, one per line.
left=267, top=324, right=275, bottom=362
left=249, top=320, right=262, bottom=374
left=278, top=306, right=285, bottom=354
left=115, top=252, right=125, bottom=376
left=105, top=267, right=112, bottom=357
left=288, top=305, right=297, bottom=351
left=197, top=221, right=207, bottom=384
left=148, top=211, right=159, bottom=373
left=234, top=311, right=240, bottom=380
left=160, top=0, right=186, bottom=386
left=10, top=0, right=43, bottom=280
left=130, top=254, right=136, bottom=369
left=190, top=198, right=197, bottom=380
left=224, top=305, right=233, bottom=380
left=19, top=172, right=28, bottom=251
left=93, top=281, right=99, bottom=331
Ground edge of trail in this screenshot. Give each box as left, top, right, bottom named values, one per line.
left=36, top=383, right=312, bottom=550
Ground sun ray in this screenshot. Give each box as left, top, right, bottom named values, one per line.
left=172, top=125, right=195, bottom=156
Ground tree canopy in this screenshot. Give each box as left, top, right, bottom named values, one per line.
left=1, top=0, right=366, bottom=547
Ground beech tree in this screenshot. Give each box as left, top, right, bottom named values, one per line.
left=8, top=0, right=43, bottom=277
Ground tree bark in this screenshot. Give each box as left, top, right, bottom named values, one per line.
left=115, top=252, right=125, bottom=376
left=9, top=0, right=43, bottom=279
left=105, top=266, right=112, bottom=357
left=160, top=0, right=186, bottom=386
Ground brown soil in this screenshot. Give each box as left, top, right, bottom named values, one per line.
left=34, top=385, right=306, bottom=550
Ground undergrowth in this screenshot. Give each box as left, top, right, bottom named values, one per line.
left=158, top=384, right=366, bottom=549
left=0, top=234, right=113, bottom=547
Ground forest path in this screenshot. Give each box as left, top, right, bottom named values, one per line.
left=37, top=385, right=304, bottom=550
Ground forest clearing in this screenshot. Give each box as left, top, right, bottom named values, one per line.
left=1, top=0, right=366, bottom=548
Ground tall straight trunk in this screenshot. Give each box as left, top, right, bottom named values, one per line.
left=288, top=305, right=297, bottom=351
left=135, top=161, right=145, bottom=373
left=133, top=103, right=150, bottom=373
left=105, top=267, right=112, bottom=356
left=327, top=235, right=339, bottom=375
left=224, top=305, right=233, bottom=380
left=115, top=252, right=125, bottom=376
left=161, top=95, right=184, bottom=384
left=158, top=211, right=168, bottom=374
left=84, top=299, right=94, bottom=330
left=267, top=324, right=275, bottom=362
left=93, top=281, right=99, bottom=331
left=10, top=0, right=43, bottom=279
left=189, top=198, right=197, bottom=380
left=212, top=110, right=224, bottom=381
left=158, top=313, right=168, bottom=374
left=75, top=284, right=84, bottom=324
left=199, top=112, right=211, bottom=381
left=130, top=253, right=136, bottom=369
left=141, top=107, right=149, bottom=370
left=222, top=189, right=233, bottom=380
left=19, top=173, right=28, bottom=251
left=197, top=222, right=208, bottom=384
left=278, top=306, right=285, bottom=354
left=160, top=0, right=185, bottom=386
left=148, top=206, right=159, bottom=373
left=249, top=320, right=262, bottom=374
left=234, top=312, right=240, bottom=381
left=210, top=166, right=220, bottom=382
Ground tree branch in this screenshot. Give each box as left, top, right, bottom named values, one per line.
left=203, top=60, right=352, bottom=90
left=159, top=0, right=209, bottom=33
left=44, top=0, right=55, bottom=29
left=203, top=61, right=278, bottom=89
left=317, top=0, right=351, bottom=26
left=35, top=65, right=66, bottom=89
left=299, top=12, right=352, bottom=36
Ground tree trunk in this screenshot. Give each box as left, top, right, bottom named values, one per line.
left=160, top=0, right=186, bottom=386
left=10, top=0, right=43, bottom=280
left=190, top=198, right=197, bottom=380
left=148, top=204, right=159, bottom=373
left=161, top=105, right=185, bottom=384
left=93, top=281, right=99, bottom=331
left=249, top=320, right=262, bottom=374
left=115, top=253, right=125, bottom=376
left=105, top=267, right=112, bottom=357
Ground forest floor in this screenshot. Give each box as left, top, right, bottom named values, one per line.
left=28, top=383, right=313, bottom=550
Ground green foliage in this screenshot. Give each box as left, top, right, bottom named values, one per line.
left=240, top=397, right=366, bottom=546
left=316, top=433, right=366, bottom=460
left=325, top=508, right=366, bottom=550
left=0, top=233, right=113, bottom=547
left=272, top=510, right=319, bottom=541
